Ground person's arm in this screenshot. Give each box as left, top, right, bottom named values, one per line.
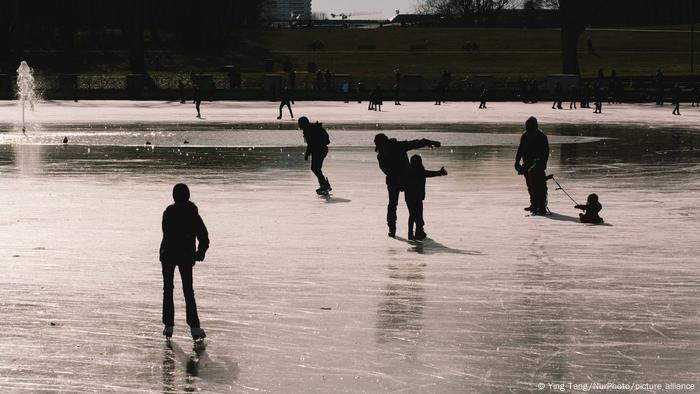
left=400, top=139, right=441, bottom=152
left=574, top=204, right=587, bottom=211
left=194, top=213, right=209, bottom=262
left=542, top=135, right=550, bottom=169
left=424, top=167, right=448, bottom=178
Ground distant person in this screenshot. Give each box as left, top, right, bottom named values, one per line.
left=514, top=117, right=549, bottom=212
left=593, top=84, right=603, bottom=113
left=552, top=82, right=563, bottom=109
left=569, top=84, right=579, bottom=109
left=478, top=84, right=488, bottom=109
left=692, top=84, right=699, bottom=107
left=672, top=85, right=681, bottom=116
left=575, top=193, right=604, bottom=224
left=277, top=88, right=294, bottom=120
left=529, top=79, right=539, bottom=103
left=193, top=85, right=202, bottom=118
left=394, top=67, right=402, bottom=105
left=371, top=85, right=383, bottom=111
left=434, top=81, right=445, bottom=105
left=160, top=183, right=209, bottom=341
left=356, top=81, right=364, bottom=103
left=580, top=83, right=591, bottom=108
left=299, top=117, right=331, bottom=194
left=405, top=155, right=447, bottom=240
left=655, top=69, right=664, bottom=105
left=178, top=80, right=186, bottom=104
left=62, top=137, right=68, bottom=144
left=341, top=81, right=350, bottom=103
left=374, top=133, right=441, bottom=237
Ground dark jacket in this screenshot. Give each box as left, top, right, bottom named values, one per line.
left=302, top=122, right=330, bottom=154
left=576, top=201, right=604, bottom=223
left=377, top=139, right=437, bottom=186
left=515, top=130, right=549, bottom=171
left=160, top=201, right=209, bottom=263
left=405, top=168, right=445, bottom=202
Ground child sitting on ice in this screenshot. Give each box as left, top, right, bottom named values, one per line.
left=405, top=155, right=448, bottom=240
left=575, top=193, right=604, bottom=224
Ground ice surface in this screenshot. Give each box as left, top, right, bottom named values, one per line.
left=0, top=102, right=698, bottom=393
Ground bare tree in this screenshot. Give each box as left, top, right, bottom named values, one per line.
left=417, top=0, right=515, bottom=21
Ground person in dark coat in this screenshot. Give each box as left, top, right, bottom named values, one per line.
left=514, top=117, right=549, bottom=212
left=478, top=84, right=488, bottom=109
left=394, top=67, right=402, bottom=105
left=277, top=88, right=294, bottom=119
left=405, top=155, right=447, bottom=240
left=299, top=117, right=331, bottom=193
left=552, top=82, right=563, bottom=109
left=575, top=193, right=604, bottom=224
left=593, top=83, right=603, bottom=114
left=374, top=133, right=441, bottom=237
left=671, top=84, right=681, bottom=116
left=193, top=85, right=202, bottom=118
left=372, top=85, right=383, bottom=111
left=160, top=183, right=209, bottom=341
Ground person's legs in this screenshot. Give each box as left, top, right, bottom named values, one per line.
left=286, top=102, right=294, bottom=118
left=278, top=102, right=284, bottom=119
left=387, top=183, right=400, bottom=235
left=524, top=174, right=534, bottom=210
left=415, top=201, right=425, bottom=237
left=177, top=262, right=201, bottom=329
left=162, top=261, right=176, bottom=327
left=310, top=149, right=327, bottom=187
left=195, top=101, right=201, bottom=117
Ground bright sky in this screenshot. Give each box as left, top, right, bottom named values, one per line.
left=312, top=0, right=419, bottom=20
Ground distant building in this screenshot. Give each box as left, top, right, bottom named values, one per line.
left=263, top=0, right=312, bottom=21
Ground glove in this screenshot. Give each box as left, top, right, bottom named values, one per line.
left=515, top=163, right=524, bottom=174
left=430, top=141, right=441, bottom=148
left=195, top=250, right=206, bottom=262
left=440, top=167, right=448, bottom=176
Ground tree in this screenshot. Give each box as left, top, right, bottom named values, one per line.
left=417, top=0, right=514, bottom=23
left=558, top=0, right=605, bottom=74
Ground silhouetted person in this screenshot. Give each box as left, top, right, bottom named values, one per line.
left=514, top=117, right=549, bottom=212
left=371, top=85, right=383, bottom=111
left=405, top=155, right=447, bottom=240
left=529, top=79, right=539, bottom=103
left=62, top=137, right=68, bottom=144
left=394, top=67, right=402, bottom=105
left=581, top=83, right=591, bottom=108
left=593, top=84, right=603, bottom=114
left=357, top=81, right=364, bottom=103
left=299, top=117, right=331, bottom=194
left=479, top=84, right=488, bottom=109
left=575, top=193, right=603, bottom=224
left=552, top=82, right=563, bottom=109
left=277, top=88, right=294, bottom=120
left=193, top=85, right=202, bottom=118
left=672, top=85, right=681, bottom=115
left=374, top=133, right=441, bottom=237
left=692, top=84, right=699, bottom=107
left=655, top=69, right=664, bottom=105
left=342, top=81, right=350, bottom=103
left=160, top=183, right=209, bottom=341
left=434, top=81, right=445, bottom=105
left=526, top=159, right=550, bottom=215
left=178, top=80, right=186, bottom=104
left=569, top=84, right=579, bottom=109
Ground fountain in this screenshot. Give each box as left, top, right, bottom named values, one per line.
left=16, top=61, right=38, bottom=133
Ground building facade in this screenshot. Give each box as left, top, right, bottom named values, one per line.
left=263, top=0, right=312, bottom=21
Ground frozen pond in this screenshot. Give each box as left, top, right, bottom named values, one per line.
left=0, top=111, right=699, bottom=392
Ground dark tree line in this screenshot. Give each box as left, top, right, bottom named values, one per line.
left=0, top=0, right=266, bottom=73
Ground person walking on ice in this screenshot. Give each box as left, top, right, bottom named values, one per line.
left=374, top=133, right=441, bottom=237
left=298, top=117, right=331, bottom=194
left=277, top=88, right=294, bottom=120
left=405, top=155, right=447, bottom=240
left=160, top=183, right=209, bottom=342
left=514, top=117, right=549, bottom=212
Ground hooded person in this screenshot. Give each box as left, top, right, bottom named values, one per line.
left=159, top=183, right=209, bottom=341
left=514, top=117, right=549, bottom=211
left=298, top=117, right=331, bottom=194
left=374, top=133, right=441, bottom=237
left=575, top=193, right=604, bottom=224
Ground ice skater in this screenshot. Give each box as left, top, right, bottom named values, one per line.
left=405, top=155, right=447, bottom=240
left=371, top=85, right=383, bottom=111
left=671, top=85, right=681, bottom=116
left=394, top=67, right=402, bottom=105
left=514, top=117, right=549, bottom=212
left=298, top=117, right=331, bottom=194
left=193, top=85, right=202, bottom=118
left=277, top=88, right=294, bottom=120
left=478, top=84, right=488, bottom=109
left=552, top=82, right=563, bottom=109
left=575, top=193, right=604, bottom=224
left=160, top=183, right=209, bottom=341
left=374, top=133, right=441, bottom=237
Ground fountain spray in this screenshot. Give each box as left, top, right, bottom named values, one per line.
left=16, top=61, right=38, bottom=133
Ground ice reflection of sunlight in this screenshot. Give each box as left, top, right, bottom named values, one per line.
left=12, top=143, right=44, bottom=176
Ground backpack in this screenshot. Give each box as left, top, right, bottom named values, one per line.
left=314, top=122, right=330, bottom=146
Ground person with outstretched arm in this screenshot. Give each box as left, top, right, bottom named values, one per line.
left=160, top=183, right=209, bottom=341
left=299, top=117, right=331, bottom=194
left=374, top=133, right=441, bottom=237
left=514, top=117, right=549, bottom=212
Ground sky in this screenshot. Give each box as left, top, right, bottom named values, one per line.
left=312, top=0, right=419, bottom=20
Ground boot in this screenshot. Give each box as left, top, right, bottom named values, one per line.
left=324, top=178, right=332, bottom=192
left=163, top=326, right=174, bottom=338
left=191, top=327, right=206, bottom=341
left=415, top=228, right=427, bottom=240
